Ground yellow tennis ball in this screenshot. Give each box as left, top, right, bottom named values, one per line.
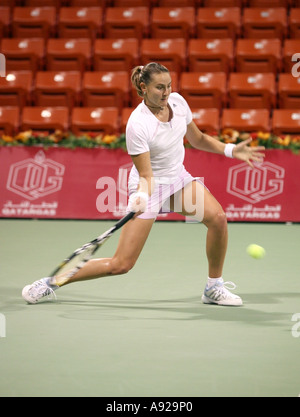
left=247, top=244, right=266, bottom=259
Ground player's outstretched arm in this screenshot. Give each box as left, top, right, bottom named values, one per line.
left=185, top=121, right=265, bottom=168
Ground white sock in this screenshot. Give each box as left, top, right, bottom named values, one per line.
left=207, top=277, right=223, bottom=288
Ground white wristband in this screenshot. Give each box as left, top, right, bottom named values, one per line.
left=224, top=143, right=236, bottom=158
left=128, top=191, right=149, bottom=213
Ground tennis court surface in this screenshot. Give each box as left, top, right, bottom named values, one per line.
left=0, top=219, right=299, bottom=397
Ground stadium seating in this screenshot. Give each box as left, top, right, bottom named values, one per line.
left=202, top=0, right=243, bottom=5
left=190, top=108, right=220, bottom=133
left=282, top=39, right=300, bottom=74
left=68, top=0, right=106, bottom=6
left=93, top=38, right=139, bottom=72
left=82, top=71, right=130, bottom=109
left=0, top=7, right=11, bottom=37
left=24, top=0, right=63, bottom=7
left=278, top=73, right=300, bottom=109
left=221, top=109, right=270, bottom=132
left=196, top=7, right=241, bottom=39
left=0, top=0, right=298, bottom=140
left=228, top=72, right=276, bottom=110
left=0, top=71, right=33, bottom=108
left=188, top=38, right=234, bottom=75
left=34, top=71, right=82, bottom=108
left=71, top=107, right=120, bottom=135
left=272, top=109, right=300, bottom=136
left=46, top=38, right=92, bottom=73
left=235, top=38, right=282, bottom=74
left=242, top=7, right=288, bottom=40
left=21, top=106, right=69, bottom=132
left=151, top=7, right=196, bottom=40
left=0, top=106, right=20, bottom=136
left=104, top=7, right=150, bottom=39
left=57, top=7, right=103, bottom=40
left=1, top=38, right=45, bottom=73
left=12, top=7, right=57, bottom=39
left=179, top=72, right=227, bottom=110
left=120, top=107, right=134, bottom=133
left=289, top=8, right=300, bottom=39
left=140, top=38, right=187, bottom=74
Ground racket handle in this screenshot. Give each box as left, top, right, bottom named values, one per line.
left=115, top=211, right=135, bottom=230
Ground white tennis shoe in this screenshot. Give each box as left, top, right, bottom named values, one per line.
left=202, top=279, right=243, bottom=306
left=22, top=278, right=57, bottom=304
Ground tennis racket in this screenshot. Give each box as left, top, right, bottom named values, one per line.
left=49, top=211, right=135, bottom=286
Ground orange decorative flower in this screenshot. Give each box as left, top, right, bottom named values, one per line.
left=257, top=131, right=270, bottom=140
left=221, top=128, right=239, bottom=143
left=15, top=130, right=32, bottom=142
left=102, top=134, right=117, bottom=144
left=1, top=134, right=14, bottom=143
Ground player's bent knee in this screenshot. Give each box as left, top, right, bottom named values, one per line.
left=110, top=257, right=135, bottom=276
left=204, top=209, right=227, bottom=230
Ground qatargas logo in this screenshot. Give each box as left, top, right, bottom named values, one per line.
left=226, top=162, right=285, bottom=220
left=3, top=150, right=64, bottom=217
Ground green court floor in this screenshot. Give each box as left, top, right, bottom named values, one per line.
left=0, top=219, right=299, bottom=397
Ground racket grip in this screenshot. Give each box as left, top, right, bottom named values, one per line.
left=115, top=211, right=135, bottom=229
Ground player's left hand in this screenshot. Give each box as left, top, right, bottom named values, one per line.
left=232, top=138, right=265, bottom=168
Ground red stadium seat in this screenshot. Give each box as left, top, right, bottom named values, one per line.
left=71, top=107, right=120, bottom=135
left=82, top=71, right=130, bottom=109
left=46, top=38, right=92, bottom=73
left=0, top=71, right=33, bottom=108
left=247, top=0, right=290, bottom=6
left=120, top=107, right=134, bottom=133
left=188, top=38, right=234, bottom=75
left=0, top=106, right=20, bottom=136
left=190, top=108, right=220, bottom=134
left=289, top=8, right=300, bottom=39
left=93, top=38, right=139, bottom=72
left=140, top=38, right=187, bottom=74
left=24, top=0, right=63, bottom=8
left=34, top=71, right=82, bottom=108
left=69, top=0, right=105, bottom=5
left=228, top=72, right=276, bottom=110
left=21, top=106, right=69, bottom=132
left=114, top=0, right=152, bottom=5
left=272, top=109, right=300, bottom=135
left=151, top=7, right=196, bottom=40
left=283, top=39, right=300, bottom=74
left=221, top=109, right=270, bottom=132
left=242, top=8, right=288, bottom=40
left=196, top=7, right=241, bottom=39
left=104, top=7, right=150, bottom=39
left=278, top=73, right=300, bottom=109
left=235, top=39, right=282, bottom=74
left=0, top=0, right=17, bottom=7
left=158, top=0, right=197, bottom=5
left=179, top=72, right=227, bottom=110
left=202, top=0, right=243, bottom=5
left=12, top=7, right=57, bottom=39
left=58, top=7, right=103, bottom=40
left=1, top=38, right=45, bottom=73
left=0, top=7, right=11, bottom=37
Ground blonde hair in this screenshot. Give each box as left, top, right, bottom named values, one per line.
left=131, top=62, right=169, bottom=98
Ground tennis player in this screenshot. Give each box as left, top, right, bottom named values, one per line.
left=22, top=62, right=265, bottom=305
